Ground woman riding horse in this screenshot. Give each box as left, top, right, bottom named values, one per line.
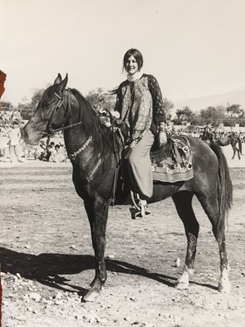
left=114, top=49, right=167, bottom=210
left=22, top=74, right=232, bottom=301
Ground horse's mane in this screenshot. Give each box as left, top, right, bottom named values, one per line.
left=70, top=88, right=122, bottom=160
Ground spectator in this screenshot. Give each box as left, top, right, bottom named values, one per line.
left=49, top=144, right=66, bottom=163
left=46, top=141, right=55, bottom=161
left=0, top=126, right=9, bottom=159
left=59, top=144, right=68, bottom=162
left=8, top=121, right=23, bottom=163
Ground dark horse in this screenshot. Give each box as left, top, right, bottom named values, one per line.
left=22, top=74, right=233, bottom=301
left=201, top=127, right=242, bottom=159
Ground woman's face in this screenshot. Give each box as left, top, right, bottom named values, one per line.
left=125, top=55, right=139, bottom=75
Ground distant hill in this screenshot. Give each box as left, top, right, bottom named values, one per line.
left=173, top=88, right=245, bottom=113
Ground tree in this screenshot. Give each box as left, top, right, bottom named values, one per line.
left=175, top=106, right=195, bottom=125
left=0, top=101, right=14, bottom=111
left=0, top=101, right=18, bottom=124
left=163, top=98, right=174, bottom=120
left=226, top=103, right=244, bottom=118
left=29, top=88, right=46, bottom=111
left=18, top=103, right=33, bottom=120
left=85, top=88, right=116, bottom=112
left=226, top=103, right=244, bottom=126
left=199, top=106, right=226, bottom=126
left=17, top=88, right=45, bottom=120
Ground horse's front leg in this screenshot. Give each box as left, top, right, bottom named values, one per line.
left=83, top=198, right=110, bottom=302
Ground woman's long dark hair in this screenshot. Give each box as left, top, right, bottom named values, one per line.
left=109, top=49, right=144, bottom=96
left=123, top=48, right=144, bottom=72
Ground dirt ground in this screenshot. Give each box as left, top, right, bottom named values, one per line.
left=0, top=144, right=245, bottom=327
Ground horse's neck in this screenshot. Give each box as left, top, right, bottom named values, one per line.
left=63, top=94, right=91, bottom=156
left=63, top=92, right=122, bottom=166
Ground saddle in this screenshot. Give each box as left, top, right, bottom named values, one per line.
left=150, top=136, right=193, bottom=183
left=113, top=135, right=193, bottom=205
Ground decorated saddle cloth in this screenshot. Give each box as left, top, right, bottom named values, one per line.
left=150, top=136, right=193, bottom=183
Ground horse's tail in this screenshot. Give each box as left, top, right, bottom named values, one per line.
left=210, top=143, right=233, bottom=241
left=238, top=137, right=242, bottom=154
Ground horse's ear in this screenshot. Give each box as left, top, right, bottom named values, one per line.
left=57, top=74, right=68, bottom=92
left=54, top=74, right=62, bottom=85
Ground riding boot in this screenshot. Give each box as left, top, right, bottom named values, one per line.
left=130, top=192, right=150, bottom=218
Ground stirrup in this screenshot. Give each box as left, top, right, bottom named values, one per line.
left=130, top=192, right=148, bottom=218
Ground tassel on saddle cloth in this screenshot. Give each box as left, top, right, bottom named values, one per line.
left=150, top=136, right=193, bottom=183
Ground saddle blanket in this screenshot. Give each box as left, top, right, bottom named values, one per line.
left=151, top=136, right=193, bottom=183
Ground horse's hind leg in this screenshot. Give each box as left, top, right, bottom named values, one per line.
left=237, top=148, right=241, bottom=160
left=172, top=192, right=199, bottom=290
left=196, top=192, right=231, bottom=293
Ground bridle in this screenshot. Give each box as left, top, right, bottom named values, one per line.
left=42, top=88, right=92, bottom=160
left=44, top=89, right=83, bottom=136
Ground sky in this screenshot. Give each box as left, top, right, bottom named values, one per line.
left=1, top=0, right=245, bottom=106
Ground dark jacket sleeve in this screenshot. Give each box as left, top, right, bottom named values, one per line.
left=114, top=83, right=124, bottom=116
left=148, top=74, right=166, bottom=126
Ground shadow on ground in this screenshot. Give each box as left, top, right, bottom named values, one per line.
left=0, top=246, right=217, bottom=296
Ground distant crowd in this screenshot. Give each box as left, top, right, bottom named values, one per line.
left=25, top=139, right=68, bottom=163
left=0, top=117, right=68, bottom=163
left=1, top=108, right=245, bottom=164
left=173, top=127, right=245, bottom=142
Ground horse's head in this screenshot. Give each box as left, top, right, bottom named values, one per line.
left=22, top=74, right=69, bottom=145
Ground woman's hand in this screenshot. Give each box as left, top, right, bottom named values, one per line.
left=122, top=138, right=140, bottom=159
left=122, top=145, right=133, bottom=159
left=159, top=122, right=168, bottom=146
left=159, top=131, right=167, bottom=146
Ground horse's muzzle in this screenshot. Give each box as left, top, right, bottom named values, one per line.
left=21, top=127, right=40, bottom=146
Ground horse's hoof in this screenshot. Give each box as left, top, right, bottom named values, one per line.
left=83, top=289, right=101, bottom=302
left=175, top=281, right=189, bottom=290
left=218, top=280, right=231, bottom=294
left=175, top=269, right=192, bottom=290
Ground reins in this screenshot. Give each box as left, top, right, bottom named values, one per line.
left=48, top=121, right=84, bottom=134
